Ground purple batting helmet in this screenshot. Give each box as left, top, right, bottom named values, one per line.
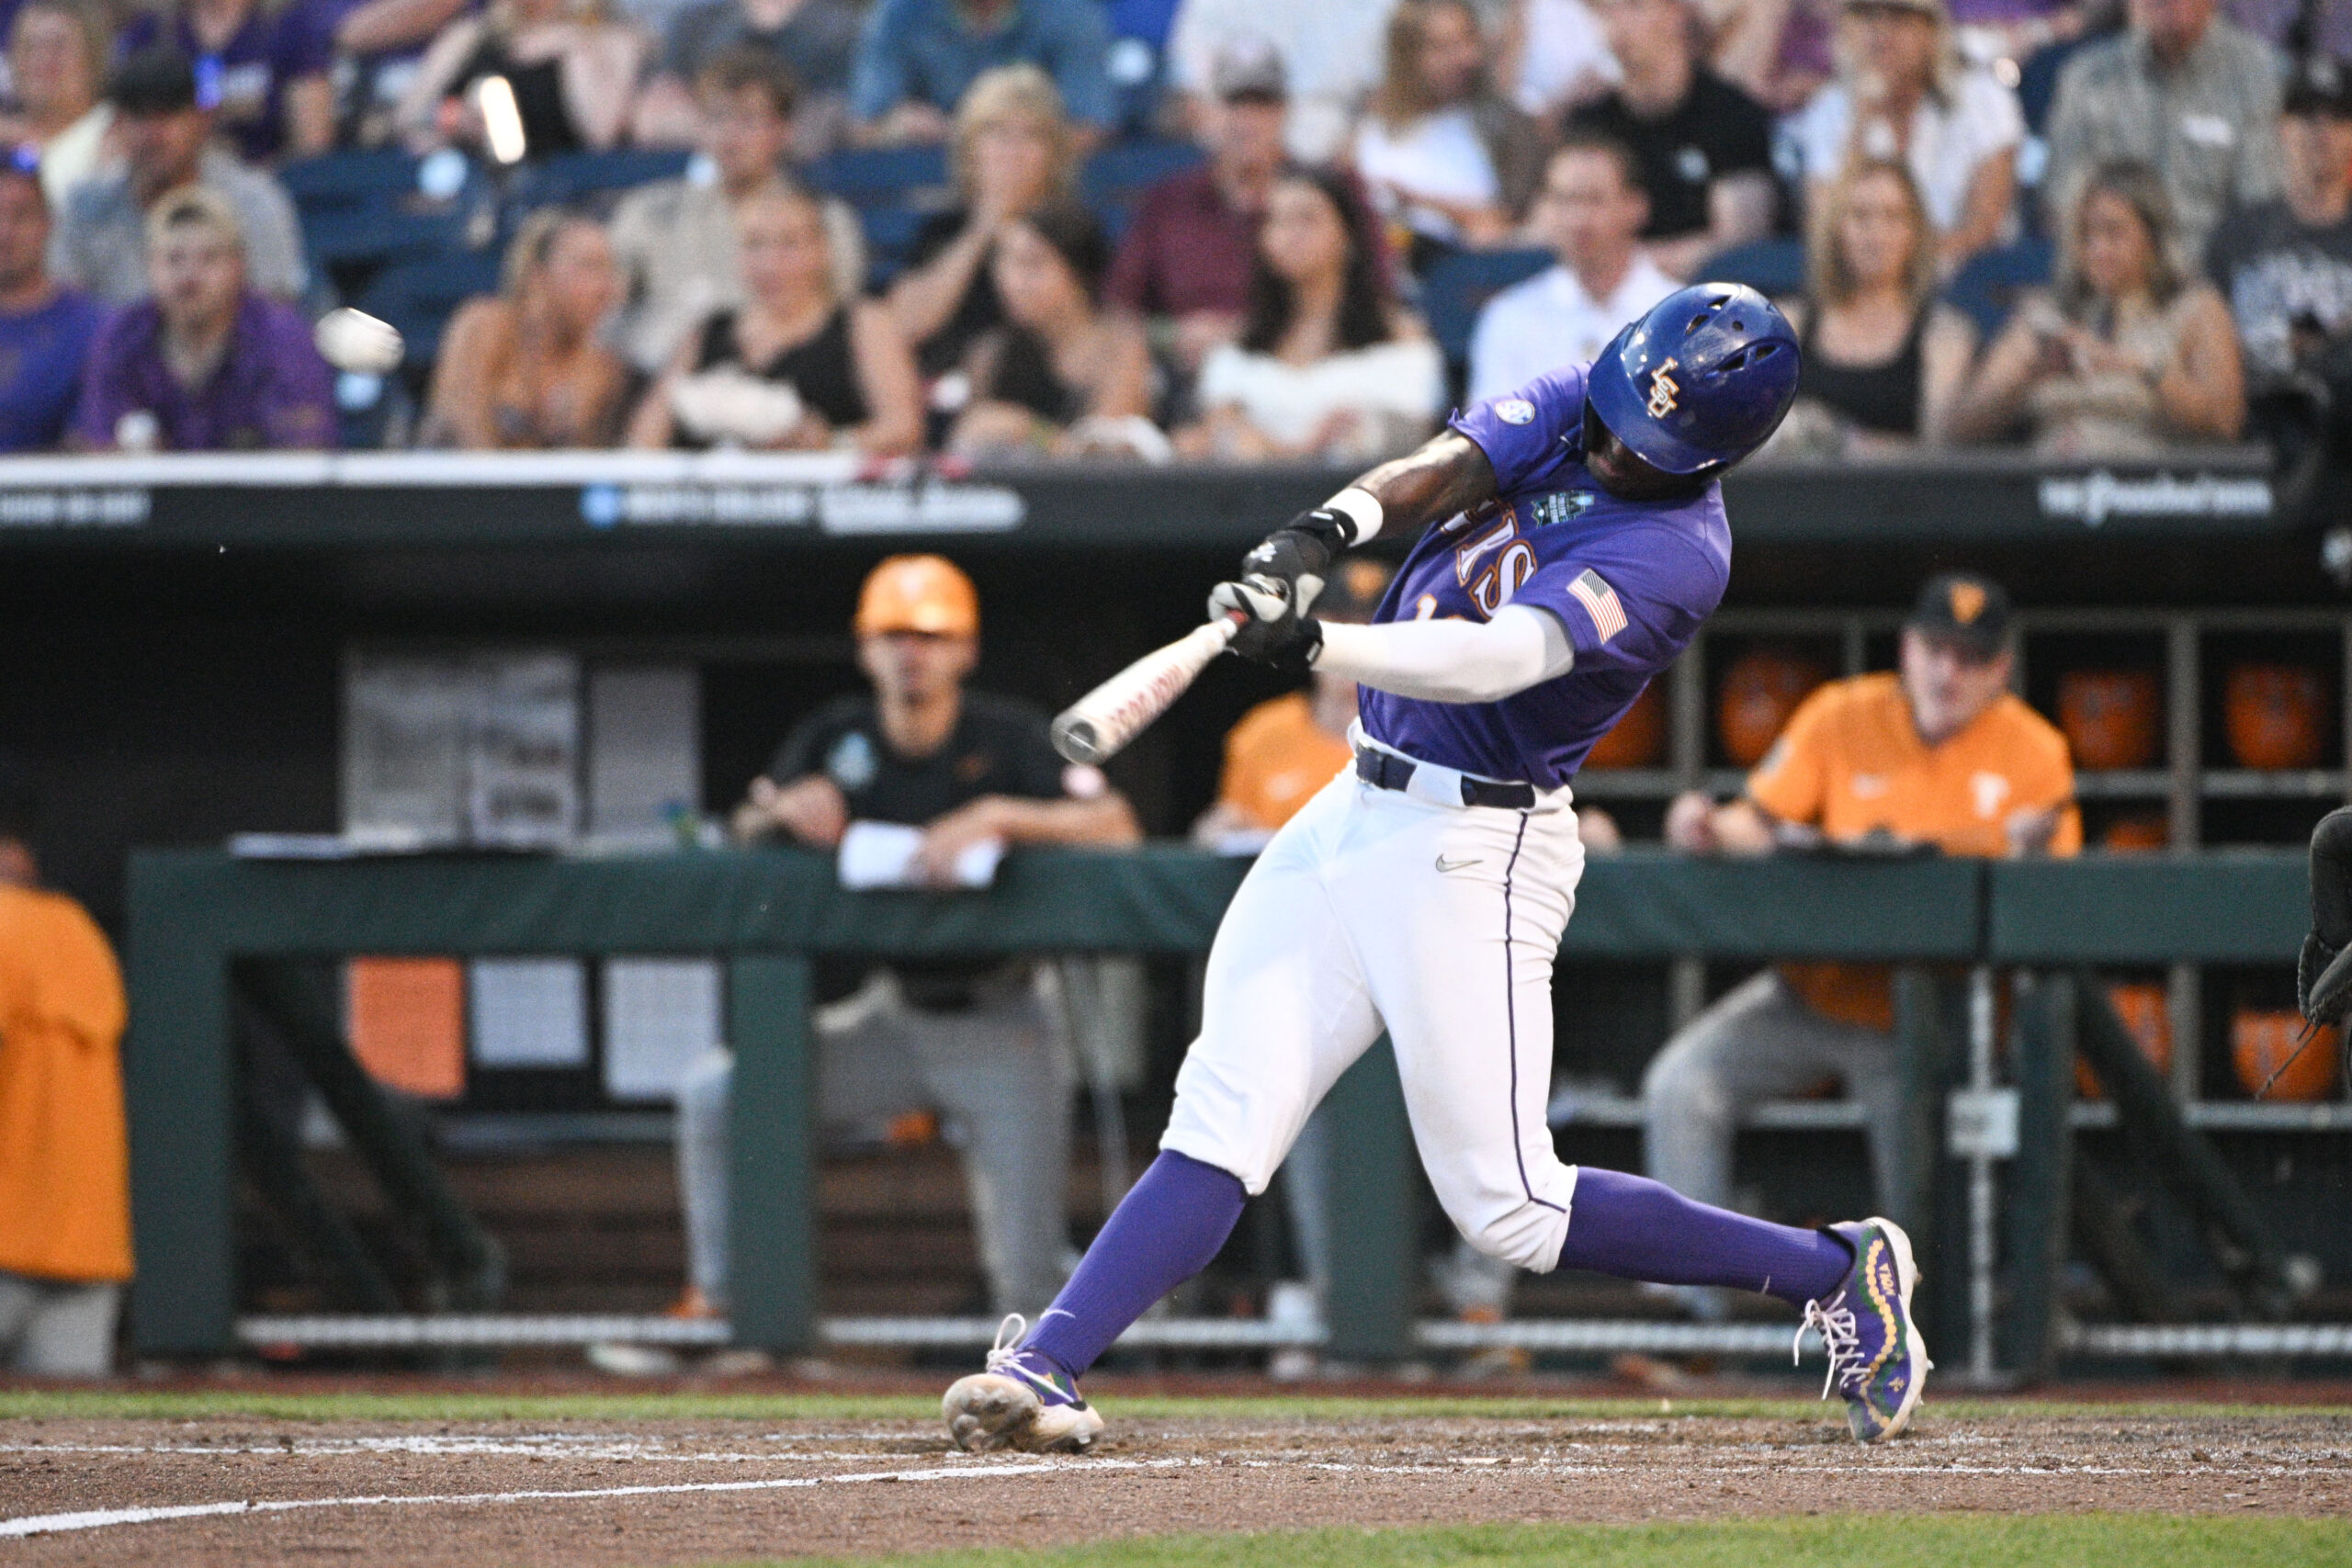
left=1586, top=283, right=1801, bottom=476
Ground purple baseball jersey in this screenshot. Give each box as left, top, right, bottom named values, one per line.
left=1357, top=362, right=1730, bottom=789
left=74, top=294, right=338, bottom=452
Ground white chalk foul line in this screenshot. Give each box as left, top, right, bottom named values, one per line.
left=0, top=1458, right=1162, bottom=1539
left=11, top=1444, right=2339, bottom=1539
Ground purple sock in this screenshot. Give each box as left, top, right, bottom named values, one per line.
left=1557, top=1167, right=1855, bottom=1306
left=1023, top=1150, right=1246, bottom=1379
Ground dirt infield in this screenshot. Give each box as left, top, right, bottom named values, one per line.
left=1, top=1393, right=2346, bottom=1567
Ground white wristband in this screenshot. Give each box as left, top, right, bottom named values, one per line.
left=1323, top=487, right=1385, bottom=545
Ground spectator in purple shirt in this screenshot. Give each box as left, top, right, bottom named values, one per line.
left=116, top=0, right=334, bottom=162
left=73, top=185, right=336, bottom=450
left=0, top=150, right=102, bottom=450
left=1102, top=34, right=1284, bottom=378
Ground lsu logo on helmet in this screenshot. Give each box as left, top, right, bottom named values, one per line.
left=1645, top=357, right=1681, bottom=418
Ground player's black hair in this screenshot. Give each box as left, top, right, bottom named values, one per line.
left=0, top=751, right=38, bottom=846
left=1239, top=165, right=1394, bottom=356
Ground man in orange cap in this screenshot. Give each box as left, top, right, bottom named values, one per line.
left=1650, top=572, right=2076, bottom=1313
left=675, top=555, right=1139, bottom=1324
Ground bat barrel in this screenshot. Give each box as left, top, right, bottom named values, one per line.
left=1049, top=712, right=1108, bottom=766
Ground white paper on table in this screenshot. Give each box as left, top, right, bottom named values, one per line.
left=602, top=956, right=722, bottom=1100
left=468, top=957, right=589, bottom=1067
left=836, top=819, right=1003, bottom=889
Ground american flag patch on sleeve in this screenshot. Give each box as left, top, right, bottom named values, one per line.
left=1566, top=569, right=1628, bottom=642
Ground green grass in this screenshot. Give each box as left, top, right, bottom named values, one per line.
left=0, top=1390, right=2344, bottom=1425
left=743, top=1517, right=2352, bottom=1568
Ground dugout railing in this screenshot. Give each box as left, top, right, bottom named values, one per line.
left=124, top=844, right=2324, bottom=1379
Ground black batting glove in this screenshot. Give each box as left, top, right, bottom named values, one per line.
left=1228, top=604, right=1323, bottom=677
left=1239, top=507, right=1354, bottom=617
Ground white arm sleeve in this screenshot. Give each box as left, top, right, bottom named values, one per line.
left=1313, top=605, right=1576, bottom=704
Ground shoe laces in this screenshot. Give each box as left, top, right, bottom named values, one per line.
left=983, top=1313, right=1030, bottom=1374
left=1796, top=1293, right=1865, bottom=1400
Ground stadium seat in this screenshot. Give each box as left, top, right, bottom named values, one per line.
left=355, top=248, right=505, bottom=367
left=1942, top=234, right=2054, bottom=341
left=507, top=148, right=695, bottom=209
left=858, top=203, right=939, bottom=288
left=283, top=149, right=472, bottom=270
left=1081, top=137, right=1204, bottom=243
left=1690, top=237, right=1806, bottom=299
left=301, top=204, right=471, bottom=269
left=806, top=144, right=951, bottom=206
left=1418, top=246, right=1554, bottom=370
left=1080, top=137, right=1202, bottom=212
left=1104, top=0, right=1180, bottom=133
left=279, top=148, right=425, bottom=206
left=2017, top=31, right=2106, bottom=134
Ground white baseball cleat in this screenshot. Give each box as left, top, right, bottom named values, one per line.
left=943, top=1314, right=1106, bottom=1454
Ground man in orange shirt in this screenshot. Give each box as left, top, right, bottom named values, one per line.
left=1650, top=573, right=2077, bottom=1245
left=0, top=755, right=131, bottom=1374
left=1192, top=560, right=1387, bottom=852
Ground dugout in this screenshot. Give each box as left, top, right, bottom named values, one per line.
left=4, top=447, right=2348, bottom=1374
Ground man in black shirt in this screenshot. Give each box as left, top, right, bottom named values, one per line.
left=1567, top=0, right=1777, bottom=280
left=2207, top=56, right=2352, bottom=461
left=677, top=554, right=1140, bottom=1323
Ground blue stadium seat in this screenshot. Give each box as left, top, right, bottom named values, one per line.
left=1080, top=137, right=1204, bottom=243
left=1941, top=234, right=2053, bottom=340
left=279, top=149, right=424, bottom=206
left=1418, top=246, right=1554, bottom=369
left=858, top=203, right=938, bottom=288
left=1080, top=137, right=1202, bottom=208
left=2017, top=31, right=2104, bottom=135
left=805, top=145, right=951, bottom=205
left=507, top=148, right=695, bottom=209
left=300, top=204, right=470, bottom=268
left=283, top=150, right=472, bottom=270
left=355, top=248, right=505, bottom=367
left=1104, top=0, right=1180, bottom=133
left=1690, top=237, right=1806, bottom=299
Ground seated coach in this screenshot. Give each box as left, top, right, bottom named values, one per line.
left=673, top=555, right=1141, bottom=1322
left=1652, top=573, right=2077, bottom=1282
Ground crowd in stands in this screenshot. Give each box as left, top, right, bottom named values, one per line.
left=0, top=0, right=2345, bottom=459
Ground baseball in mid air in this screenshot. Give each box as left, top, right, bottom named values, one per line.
left=314, top=307, right=404, bottom=376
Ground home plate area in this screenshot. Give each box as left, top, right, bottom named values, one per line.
left=1, top=1407, right=2346, bottom=1566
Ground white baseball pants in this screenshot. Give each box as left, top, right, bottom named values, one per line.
left=1161, top=764, right=1587, bottom=1274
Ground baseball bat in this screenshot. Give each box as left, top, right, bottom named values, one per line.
left=1051, top=615, right=1241, bottom=765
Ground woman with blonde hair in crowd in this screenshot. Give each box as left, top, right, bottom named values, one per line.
left=950, top=198, right=1158, bottom=459
left=1788, top=0, right=2020, bottom=273
left=397, top=0, right=643, bottom=157
left=1351, top=0, right=1550, bottom=263
left=1177, top=165, right=1442, bottom=462
left=889, top=64, right=1076, bottom=378
left=630, top=183, right=922, bottom=453
left=424, top=208, right=630, bottom=447
left=0, top=0, right=111, bottom=205
left=1768, top=158, right=1973, bottom=455
left=1951, top=159, right=2244, bottom=457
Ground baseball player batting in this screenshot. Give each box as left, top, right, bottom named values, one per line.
left=944, top=285, right=1928, bottom=1452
